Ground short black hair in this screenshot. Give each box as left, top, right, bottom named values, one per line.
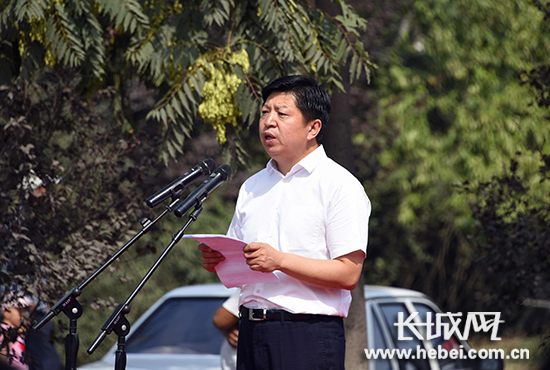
left=261, top=75, right=331, bottom=144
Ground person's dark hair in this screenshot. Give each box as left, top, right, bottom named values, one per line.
left=261, top=75, right=331, bottom=144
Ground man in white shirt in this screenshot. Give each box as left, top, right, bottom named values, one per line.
left=199, top=75, right=371, bottom=369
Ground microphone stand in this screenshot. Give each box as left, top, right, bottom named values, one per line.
left=32, top=198, right=182, bottom=370
left=87, top=202, right=205, bottom=370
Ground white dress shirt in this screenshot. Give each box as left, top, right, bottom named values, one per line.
left=227, top=145, right=371, bottom=317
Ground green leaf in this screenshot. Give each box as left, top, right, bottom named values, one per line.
left=165, top=103, right=176, bottom=124
left=177, top=89, right=191, bottom=113
left=183, top=83, right=197, bottom=106
left=166, top=137, right=176, bottom=158
left=160, top=107, right=167, bottom=127
left=171, top=96, right=184, bottom=119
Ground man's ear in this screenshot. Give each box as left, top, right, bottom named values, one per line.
left=307, top=119, right=322, bottom=142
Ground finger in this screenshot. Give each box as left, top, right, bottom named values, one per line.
left=202, top=250, right=224, bottom=258
left=228, top=331, right=239, bottom=347
left=243, top=247, right=261, bottom=259
left=243, top=243, right=260, bottom=253
left=202, top=263, right=218, bottom=273
left=201, top=256, right=225, bottom=266
left=244, top=256, right=256, bottom=265
left=198, top=243, right=213, bottom=252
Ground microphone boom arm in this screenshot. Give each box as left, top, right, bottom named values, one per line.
left=87, top=203, right=205, bottom=360
left=33, top=198, right=181, bottom=331
left=32, top=198, right=181, bottom=370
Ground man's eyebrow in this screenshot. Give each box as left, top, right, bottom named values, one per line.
left=262, top=103, right=290, bottom=110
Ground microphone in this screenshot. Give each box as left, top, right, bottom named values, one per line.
left=146, top=158, right=217, bottom=208
left=173, top=164, right=232, bottom=218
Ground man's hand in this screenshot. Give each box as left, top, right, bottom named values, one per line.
left=243, top=242, right=282, bottom=273
left=198, top=243, right=225, bottom=272
left=227, top=328, right=239, bottom=348
left=212, top=305, right=239, bottom=348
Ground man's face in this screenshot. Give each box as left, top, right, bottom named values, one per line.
left=259, top=92, right=319, bottom=173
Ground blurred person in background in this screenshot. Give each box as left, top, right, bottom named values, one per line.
left=25, top=299, right=61, bottom=370
left=213, top=290, right=240, bottom=370
left=1, top=293, right=32, bottom=370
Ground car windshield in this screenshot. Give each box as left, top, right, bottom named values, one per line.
left=125, top=297, right=227, bottom=355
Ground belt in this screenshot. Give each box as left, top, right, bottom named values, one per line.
left=240, top=306, right=316, bottom=321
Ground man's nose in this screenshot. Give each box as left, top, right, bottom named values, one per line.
left=263, top=112, right=277, bottom=127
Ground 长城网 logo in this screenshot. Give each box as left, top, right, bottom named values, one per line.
left=394, top=312, right=504, bottom=341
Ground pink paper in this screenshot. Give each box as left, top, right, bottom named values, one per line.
left=183, top=234, right=279, bottom=288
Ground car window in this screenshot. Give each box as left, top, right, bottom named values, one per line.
left=379, top=302, right=430, bottom=370
left=414, top=303, right=460, bottom=349
left=125, top=297, right=227, bottom=355
left=413, top=302, right=474, bottom=368
left=379, top=303, right=421, bottom=352
left=372, top=311, right=393, bottom=370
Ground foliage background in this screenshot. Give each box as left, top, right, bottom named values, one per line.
left=1, top=0, right=549, bottom=368
left=353, top=0, right=550, bottom=313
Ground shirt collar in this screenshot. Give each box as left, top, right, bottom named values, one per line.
left=266, top=145, right=326, bottom=176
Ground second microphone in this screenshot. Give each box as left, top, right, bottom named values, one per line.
left=173, top=164, right=232, bottom=218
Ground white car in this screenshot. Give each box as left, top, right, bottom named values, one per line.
left=78, top=284, right=503, bottom=370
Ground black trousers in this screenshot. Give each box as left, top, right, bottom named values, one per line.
left=236, top=314, right=346, bottom=370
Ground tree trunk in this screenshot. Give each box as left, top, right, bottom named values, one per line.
left=314, top=3, right=369, bottom=368
left=324, top=74, right=369, bottom=370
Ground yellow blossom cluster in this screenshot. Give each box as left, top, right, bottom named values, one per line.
left=16, top=0, right=64, bottom=68
left=196, top=49, right=250, bottom=144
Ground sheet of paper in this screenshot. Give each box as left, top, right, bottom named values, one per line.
left=182, top=234, right=279, bottom=288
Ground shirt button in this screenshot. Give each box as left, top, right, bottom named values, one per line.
left=256, top=290, right=261, bottom=293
